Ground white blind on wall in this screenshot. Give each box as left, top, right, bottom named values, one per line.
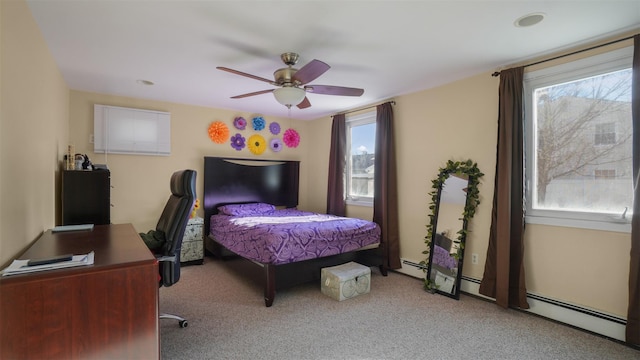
left=94, top=104, right=171, bottom=156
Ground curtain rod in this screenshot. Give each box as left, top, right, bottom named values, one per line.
left=331, top=100, right=396, bottom=118
left=491, top=34, right=636, bottom=77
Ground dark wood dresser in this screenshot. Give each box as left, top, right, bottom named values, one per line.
left=61, top=169, right=111, bottom=225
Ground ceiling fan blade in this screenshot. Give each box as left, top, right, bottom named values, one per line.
left=291, top=60, right=330, bottom=85
left=217, top=67, right=276, bottom=85
left=297, top=97, right=311, bottom=109
left=304, top=85, right=364, bottom=97
left=230, top=89, right=274, bottom=99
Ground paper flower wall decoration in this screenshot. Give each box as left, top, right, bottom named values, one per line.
left=269, top=122, right=281, bottom=135
left=269, top=138, right=283, bottom=152
left=230, top=133, right=246, bottom=151
left=247, top=134, right=267, bottom=155
left=252, top=116, right=266, bottom=131
left=208, top=121, right=230, bottom=144
left=233, top=117, right=247, bottom=130
left=283, top=128, right=300, bottom=148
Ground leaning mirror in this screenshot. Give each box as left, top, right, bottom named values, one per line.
left=421, top=160, right=483, bottom=299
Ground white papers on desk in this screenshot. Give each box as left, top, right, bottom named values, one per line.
left=52, top=224, right=94, bottom=232
left=1, top=252, right=94, bottom=276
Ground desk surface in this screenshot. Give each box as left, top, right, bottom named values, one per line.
left=2, top=223, right=155, bottom=282
left=0, top=223, right=159, bottom=359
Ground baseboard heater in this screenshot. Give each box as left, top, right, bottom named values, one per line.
left=398, top=258, right=627, bottom=341
left=401, top=259, right=427, bottom=270
left=526, top=292, right=626, bottom=325
left=399, top=258, right=427, bottom=279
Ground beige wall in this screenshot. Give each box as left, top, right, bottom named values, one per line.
left=306, top=69, right=631, bottom=318
left=393, top=75, right=499, bottom=283
left=303, top=115, right=333, bottom=214
left=436, top=202, right=465, bottom=245
left=1, top=0, right=633, bottom=322
left=305, top=74, right=499, bottom=279
left=70, top=73, right=505, bottom=309
left=0, top=0, right=69, bottom=265
left=525, top=224, right=630, bottom=315
left=69, top=91, right=311, bottom=233
left=516, top=36, right=635, bottom=317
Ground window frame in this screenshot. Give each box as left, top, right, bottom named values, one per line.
left=523, top=46, right=633, bottom=233
left=345, top=110, right=377, bottom=207
left=594, top=122, right=616, bottom=146
left=594, top=169, right=616, bottom=179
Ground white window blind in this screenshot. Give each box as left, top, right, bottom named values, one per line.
left=94, top=104, right=171, bottom=156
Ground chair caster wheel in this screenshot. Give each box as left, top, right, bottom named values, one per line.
left=179, top=320, right=188, bottom=328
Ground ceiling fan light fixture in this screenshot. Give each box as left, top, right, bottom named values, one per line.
left=273, top=87, right=306, bottom=108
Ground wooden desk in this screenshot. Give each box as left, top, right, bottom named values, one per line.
left=0, top=224, right=159, bottom=360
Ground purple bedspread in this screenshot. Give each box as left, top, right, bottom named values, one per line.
left=209, top=209, right=381, bottom=265
left=432, top=245, right=458, bottom=270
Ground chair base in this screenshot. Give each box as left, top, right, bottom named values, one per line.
left=160, top=313, right=188, bottom=328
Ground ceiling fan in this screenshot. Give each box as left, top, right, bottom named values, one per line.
left=217, top=52, right=364, bottom=109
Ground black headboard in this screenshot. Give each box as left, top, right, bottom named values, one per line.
left=203, top=157, right=300, bottom=237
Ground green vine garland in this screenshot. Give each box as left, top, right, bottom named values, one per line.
left=420, top=159, right=484, bottom=291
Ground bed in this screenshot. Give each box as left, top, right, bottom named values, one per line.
left=431, top=233, right=458, bottom=274
left=203, top=157, right=387, bottom=307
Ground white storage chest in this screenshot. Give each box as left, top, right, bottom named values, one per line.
left=321, top=262, right=371, bottom=301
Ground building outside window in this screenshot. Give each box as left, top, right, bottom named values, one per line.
left=524, top=46, right=633, bottom=231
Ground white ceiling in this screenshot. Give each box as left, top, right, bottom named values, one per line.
left=26, top=1, right=640, bottom=121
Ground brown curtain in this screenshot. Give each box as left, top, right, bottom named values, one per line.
left=478, top=67, right=529, bottom=309
left=626, top=34, right=640, bottom=345
left=373, top=102, right=401, bottom=269
left=326, top=114, right=346, bottom=216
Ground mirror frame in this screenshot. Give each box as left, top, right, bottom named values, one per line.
left=421, top=159, right=483, bottom=299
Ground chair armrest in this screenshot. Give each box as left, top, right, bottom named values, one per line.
left=156, top=255, right=176, bottom=263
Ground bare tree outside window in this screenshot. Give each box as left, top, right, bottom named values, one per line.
left=533, top=68, right=632, bottom=213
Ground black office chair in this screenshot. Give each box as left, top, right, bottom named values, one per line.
left=146, top=169, right=196, bottom=328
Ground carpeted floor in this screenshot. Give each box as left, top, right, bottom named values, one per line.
left=159, top=257, right=640, bottom=360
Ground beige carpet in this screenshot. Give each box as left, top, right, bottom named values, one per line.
left=159, top=257, right=640, bottom=360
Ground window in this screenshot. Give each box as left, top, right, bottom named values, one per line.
left=345, top=111, right=376, bottom=205
left=524, top=46, right=633, bottom=232
left=594, top=169, right=616, bottom=179
left=595, top=122, right=616, bottom=145
left=94, top=104, right=171, bottom=156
